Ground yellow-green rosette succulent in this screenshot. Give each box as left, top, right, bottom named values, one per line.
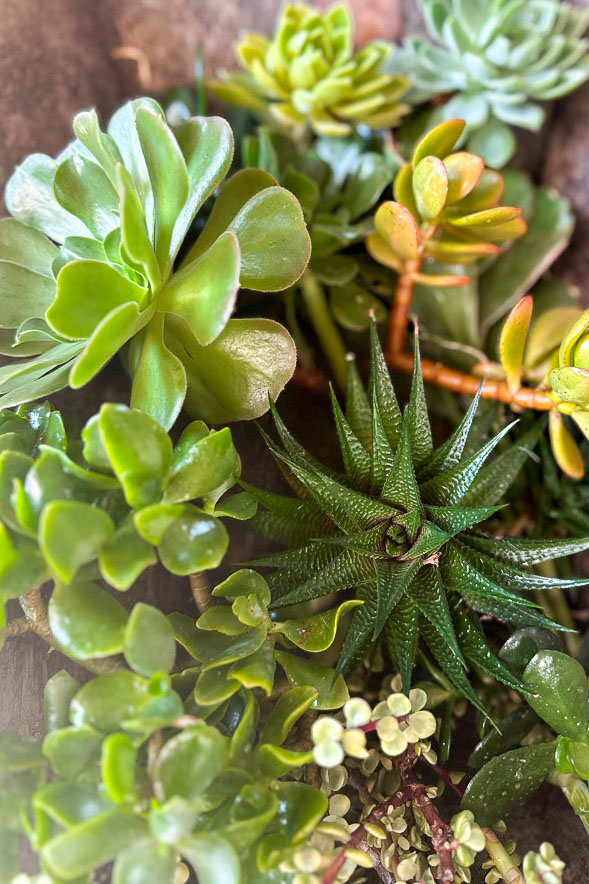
left=547, top=309, right=589, bottom=475
left=210, top=3, right=410, bottom=137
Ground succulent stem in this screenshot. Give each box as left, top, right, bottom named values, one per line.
left=300, top=270, right=349, bottom=390
left=482, top=827, right=524, bottom=884
left=386, top=256, right=422, bottom=361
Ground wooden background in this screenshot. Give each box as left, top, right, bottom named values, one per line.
left=1, top=0, right=589, bottom=878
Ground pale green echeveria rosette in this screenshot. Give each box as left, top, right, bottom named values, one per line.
left=0, top=98, right=311, bottom=429
left=210, top=3, right=410, bottom=138
left=388, top=0, right=589, bottom=167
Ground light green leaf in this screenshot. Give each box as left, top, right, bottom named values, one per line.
left=0, top=217, right=58, bottom=274
left=129, top=314, right=187, bottom=431
left=70, top=671, right=151, bottom=732
left=101, top=733, right=137, bottom=804
left=413, top=156, right=448, bottom=219
left=275, top=650, right=349, bottom=710
left=124, top=603, right=176, bottom=676
left=274, top=600, right=363, bottom=652
left=113, top=842, right=176, bottom=884
left=164, top=424, right=240, bottom=504
left=40, top=501, right=115, bottom=583
left=44, top=670, right=80, bottom=733
left=179, top=317, right=296, bottom=423
left=523, top=651, right=589, bottom=740
left=54, top=154, right=119, bottom=240
left=154, top=725, right=228, bottom=801
left=0, top=260, right=55, bottom=329
left=48, top=580, right=127, bottom=659
left=180, top=833, right=240, bottom=884
left=158, top=507, right=228, bottom=574
left=43, top=725, right=103, bottom=780
left=99, top=519, right=157, bottom=591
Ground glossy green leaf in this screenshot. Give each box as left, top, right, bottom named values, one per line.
left=43, top=725, right=103, bottom=779
left=274, top=599, right=362, bottom=652
left=47, top=260, right=146, bottom=340
left=158, top=507, right=228, bottom=574
left=413, top=119, right=465, bottom=166
left=133, top=503, right=184, bottom=545
left=101, top=733, right=137, bottom=804
left=113, top=842, right=176, bottom=884
left=44, top=670, right=80, bottom=733
left=42, top=809, right=149, bottom=880
left=461, top=741, right=556, bottom=826
left=229, top=642, right=276, bottom=696
left=413, top=156, right=449, bottom=219
left=0, top=260, right=55, bottom=330
left=499, top=295, right=533, bottom=393
left=468, top=707, right=540, bottom=768
left=273, top=781, right=328, bottom=845
left=99, top=519, right=157, bottom=591
left=34, top=781, right=113, bottom=828
left=154, top=724, right=228, bottom=801
left=179, top=318, right=297, bottom=423
left=40, top=501, right=114, bottom=583
left=444, top=151, right=484, bottom=205
left=124, top=603, right=176, bottom=676
left=70, top=671, right=150, bottom=733
left=129, top=316, right=187, bottom=433
left=54, top=154, right=119, bottom=241
left=256, top=743, right=312, bottom=778
left=164, top=424, right=240, bottom=504
left=550, top=367, right=589, bottom=408
left=48, top=580, right=127, bottom=659
left=213, top=569, right=272, bottom=605
left=523, top=651, right=589, bottom=740
left=498, top=628, right=563, bottom=679
left=275, top=650, right=348, bottom=710
left=180, top=833, right=240, bottom=884
left=117, top=163, right=160, bottom=291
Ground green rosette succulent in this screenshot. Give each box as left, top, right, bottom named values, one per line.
left=549, top=308, right=589, bottom=432
left=210, top=3, right=409, bottom=137
left=0, top=400, right=255, bottom=646
left=389, top=0, right=589, bottom=167
left=367, top=119, right=526, bottom=288
left=0, top=98, right=311, bottom=428
left=248, top=326, right=589, bottom=707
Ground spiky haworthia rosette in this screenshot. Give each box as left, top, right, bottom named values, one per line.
left=210, top=3, right=409, bottom=137
left=389, top=0, right=589, bottom=167
left=249, top=327, right=589, bottom=708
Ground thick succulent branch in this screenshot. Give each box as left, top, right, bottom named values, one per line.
left=300, top=270, right=349, bottom=391
left=482, top=827, right=524, bottom=884
left=386, top=256, right=422, bottom=361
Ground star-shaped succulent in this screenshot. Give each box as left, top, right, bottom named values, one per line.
left=249, top=327, right=589, bottom=709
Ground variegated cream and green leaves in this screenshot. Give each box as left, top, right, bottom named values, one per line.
left=389, top=0, right=589, bottom=167
left=0, top=400, right=254, bottom=647
left=210, top=3, right=409, bottom=138
left=249, top=328, right=589, bottom=709
left=0, top=98, right=311, bottom=428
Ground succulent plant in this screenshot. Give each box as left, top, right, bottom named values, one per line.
left=366, top=119, right=526, bottom=290
left=243, top=127, right=397, bottom=385
left=0, top=98, right=311, bottom=428
left=523, top=843, right=565, bottom=884
left=0, top=400, right=253, bottom=646
left=210, top=3, right=409, bottom=138
left=248, top=326, right=589, bottom=706
left=389, top=0, right=589, bottom=167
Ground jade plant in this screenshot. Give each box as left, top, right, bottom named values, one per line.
left=0, top=98, right=311, bottom=428
left=390, top=0, right=589, bottom=167
left=4, top=0, right=589, bottom=881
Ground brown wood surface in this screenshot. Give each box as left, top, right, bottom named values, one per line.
left=1, top=1, right=588, bottom=879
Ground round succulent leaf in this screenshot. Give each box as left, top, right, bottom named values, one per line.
left=194, top=663, right=240, bottom=707
left=549, top=366, right=589, bottom=408
left=567, top=739, right=589, bottom=779
left=124, top=603, right=176, bottom=676
left=330, top=282, right=386, bottom=331
left=180, top=318, right=297, bottom=424
left=157, top=507, right=228, bottom=574
left=499, top=295, right=533, bottom=393
left=393, top=162, right=419, bottom=217
left=365, top=232, right=403, bottom=271
left=457, top=168, right=504, bottom=213
left=43, top=725, right=103, bottom=780
left=522, top=650, right=589, bottom=740
left=229, top=643, right=276, bottom=696
left=113, top=842, right=176, bottom=884
left=47, top=260, right=147, bottom=341
left=373, top=201, right=419, bottom=262
left=256, top=744, right=313, bottom=779
left=548, top=410, right=585, bottom=480
left=48, top=580, right=127, bottom=660
left=70, top=671, right=151, bottom=732
left=498, top=628, right=564, bottom=679
left=129, top=316, right=187, bottom=433
left=154, top=724, right=228, bottom=802
left=101, top=733, right=137, bottom=804
left=213, top=569, right=271, bottom=606
left=275, top=650, right=349, bottom=710
left=227, top=185, right=311, bottom=291
left=260, top=686, right=318, bottom=746
left=148, top=796, right=199, bottom=845
left=467, top=118, right=516, bottom=169
left=97, top=403, right=173, bottom=505
left=413, top=156, right=449, bottom=220
left=0, top=217, right=59, bottom=273
left=179, top=833, right=240, bottom=884
left=273, top=780, right=328, bottom=846
left=34, top=780, right=114, bottom=830
left=444, top=152, right=484, bottom=205
left=213, top=492, right=257, bottom=521
left=163, top=425, right=240, bottom=505
left=81, top=415, right=112, bottom=473
left=273, top=599, right=363, bottom=652
left=196, top=605, right=246, bottom=636
left=41, top=808, right=150, bottom=881
left=40, top=500, right=115, bottom=584
left=189, top=622, right=267, bottom=670
left=157, top=231, right=240, bottom=347
left=468, top=707, right=540, bottom=768
left=461, top=741, right=556, bottom=826
left=99, top=519, right=157, bottom=591
left=448, top=205, right=523, bottom=234
left=133, top=503, right=185, bottom=545
left=413, top=119, right=466, bottom=167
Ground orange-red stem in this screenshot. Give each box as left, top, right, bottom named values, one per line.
left=386, top=256, right=422, bottom=361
